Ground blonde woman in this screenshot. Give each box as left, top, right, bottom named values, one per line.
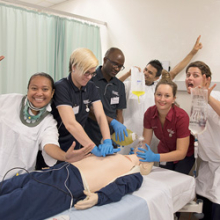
left=52, top=48, right=117, bottom=158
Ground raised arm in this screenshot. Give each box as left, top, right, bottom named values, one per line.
left=118, top=66, right=141, bottom=82
left=170, top=35, right=203, bottom=80
left=0, top=56, right=5, bottom=61
left=118, top=69, right=131, bottom=82
left=203, top=75, right=220, bottom=117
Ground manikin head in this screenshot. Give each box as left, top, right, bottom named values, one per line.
left=125, top=154, right=153, bottom=175
left=185, top=61, right=212, bottom=94
left=101, top=47, right=125, bottom=81
left=69, top=48, right=99, bottom=89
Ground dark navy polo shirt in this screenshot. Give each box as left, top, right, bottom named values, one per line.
left=84, top=66, right=127, bottom=146
left=91, top=66, right=126, bottom=118
left=51, top=73, right=100, bottom=151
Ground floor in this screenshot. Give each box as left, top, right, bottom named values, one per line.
left=179, top=212, right=200, bottom=220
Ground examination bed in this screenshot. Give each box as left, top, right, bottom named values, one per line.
left=48, top=166, right=196, bottom=220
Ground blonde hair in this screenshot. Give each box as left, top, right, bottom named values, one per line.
left=69, top=48, right=99, bottom=75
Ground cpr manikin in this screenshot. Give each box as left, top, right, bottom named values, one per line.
left=73, top=154, right=153, bottom=194
left=0, top=149, right=153, bottom=220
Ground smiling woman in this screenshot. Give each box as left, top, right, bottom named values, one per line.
left=51, top=48, right=118, bottom=161
left=0, top=72, right=89, bottom=181
left=137, top=70, right=195, bottom=176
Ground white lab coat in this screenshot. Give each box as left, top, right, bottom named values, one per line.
left=120, top=80, right=159, bottom=155
left=196, top=91, right=220, bottom=204
left=0, top=94, right=59, bottom=180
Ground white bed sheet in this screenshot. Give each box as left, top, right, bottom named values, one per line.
left=133, top=166, right=196, bottom=220
left=48, top=166, right=195, bottom=220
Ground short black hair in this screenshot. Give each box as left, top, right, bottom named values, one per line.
left=27, top=72, right=55, bottom=90
left=147, top=60, right=163, bottom=77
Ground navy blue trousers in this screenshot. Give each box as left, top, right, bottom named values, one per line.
left=0, top=163, right=86, bottom=220
left=159, top=154, right=195, bottom=175
left=197, top=194, right=220, bottom=220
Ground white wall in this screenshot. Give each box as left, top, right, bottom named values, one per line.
left=53, top=0, right=220, bottom=113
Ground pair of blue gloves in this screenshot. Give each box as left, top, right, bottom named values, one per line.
left=91, top=139, right=120, bottom=157
left=130, top=144, right=160, bottom=162
left=110, top=119, right=128, bottom=142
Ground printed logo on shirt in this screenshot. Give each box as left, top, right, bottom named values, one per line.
left=167, top=129, right=175, bottom=137
left=112, top=90, right=119, bottom=96
left=83, top=99, right=91, bottom=105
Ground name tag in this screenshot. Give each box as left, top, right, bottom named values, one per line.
left=73, top=106, right=79, bottom=114
left=110, top=97, right=119, bottom=105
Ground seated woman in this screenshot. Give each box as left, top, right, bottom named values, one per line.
left=0, top=72, right=94, bottom=180
left=0, top=144, right=153, bottom=220
left=136, top=70, right=194, bottom=175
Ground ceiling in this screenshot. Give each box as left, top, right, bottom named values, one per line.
left=2, top=0, right=72, bottom=8
left=1, top=0, right=106, bottom=25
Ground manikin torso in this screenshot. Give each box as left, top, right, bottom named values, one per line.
left=72, top=154, right=139, bottom=192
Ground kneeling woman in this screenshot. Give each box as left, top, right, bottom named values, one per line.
left=137, top=70, right=194, bottom=175
left=0, top=73, right=92, bottom=180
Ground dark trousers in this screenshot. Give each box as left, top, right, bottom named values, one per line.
left=0, top=163, right=85, bottom=220
left=197, top=194, right=220, bottom=220
left=159, top=154, right=195, bottom=175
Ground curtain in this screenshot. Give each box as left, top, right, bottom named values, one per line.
left=0, top=3, right=102, bottom=94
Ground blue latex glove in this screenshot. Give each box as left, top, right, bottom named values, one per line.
left=91, top=146, right=103, bottom=157
left=99, top=139, right=113, bottom=157
left=112, top=141, right=123, bottom=148
left=92, top=142, right=121, bottom=157
left=129, top=147, right=134, bottom=155
left=136, top=144, right=160, bottom=162
left=110, top=119, right=128, bottom=142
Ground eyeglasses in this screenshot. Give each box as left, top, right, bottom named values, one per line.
left=84, top=71, right=97, bottom=77
left=106, top=58, right=125, bottom=71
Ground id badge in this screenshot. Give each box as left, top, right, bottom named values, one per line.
left=73, top=106, right=79, bottom=114
left=110, top=97, right=119, bottom=105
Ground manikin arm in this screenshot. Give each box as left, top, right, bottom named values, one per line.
left=118, top=66, right=141, bottom=82
left=74, top=172, right=143, bottom=209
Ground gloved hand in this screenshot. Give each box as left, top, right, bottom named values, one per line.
left=98, top=139, right=113, bottom=157
left=74, top=190, right=98, bottom=210
left=129, top=147, right=134, bottom=155
left=110, top=119, right=128, bottom=142
left=91, top=146, right=103, bottom=157
left=92, top=144, right=121, bottom=157
left=136, top=144, right=160, bottom=162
